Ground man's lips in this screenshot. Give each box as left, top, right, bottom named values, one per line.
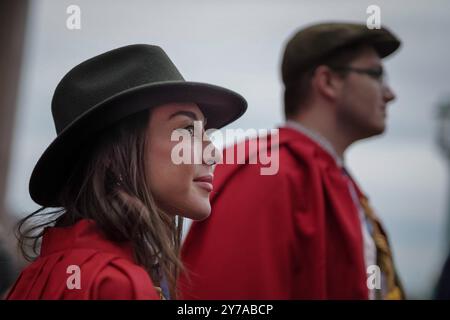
left=193, top=174, right=214, bottom=192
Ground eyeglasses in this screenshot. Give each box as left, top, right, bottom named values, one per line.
left=329, top=65, right=386, bottom=84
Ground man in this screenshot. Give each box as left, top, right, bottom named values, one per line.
left=179, top=22, right=404, bottom=299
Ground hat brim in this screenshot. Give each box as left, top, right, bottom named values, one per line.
left=342, top=28, right=401, bottom=59
left=30, top=81, right=247, bottom=207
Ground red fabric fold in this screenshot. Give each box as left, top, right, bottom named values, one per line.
left=179, top=127, right=368, bottom=299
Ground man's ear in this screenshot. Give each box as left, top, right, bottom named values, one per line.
left=312, top=65, right=343, bottom=102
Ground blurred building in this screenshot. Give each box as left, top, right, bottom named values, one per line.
left=0, top=0, right=29, bottom=296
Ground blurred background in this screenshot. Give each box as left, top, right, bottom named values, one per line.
left=1, top=0, right=449, bottom=299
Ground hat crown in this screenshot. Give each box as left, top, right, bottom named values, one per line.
left=51, top=44, right=184, bottom=134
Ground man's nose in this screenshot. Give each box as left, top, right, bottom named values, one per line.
left=383, top=84, right=396, bottom=103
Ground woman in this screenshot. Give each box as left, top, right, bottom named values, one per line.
left=6, top=44, right=247, bottom=300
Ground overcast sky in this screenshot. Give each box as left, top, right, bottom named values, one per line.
left=6, top=0, right=450, bottom=298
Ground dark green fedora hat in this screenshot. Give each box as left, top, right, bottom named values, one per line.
left=30, top=44, right=247, bottom=207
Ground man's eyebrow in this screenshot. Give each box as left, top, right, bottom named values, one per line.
left=169, top=110, right=207, bottom=124
left=372, top=64, right=383, bottom=70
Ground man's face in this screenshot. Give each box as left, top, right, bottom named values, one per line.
left=336, top=46, right=396, bottom=139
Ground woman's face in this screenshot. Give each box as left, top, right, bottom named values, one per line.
left=145, top=102, right=217, bottom=220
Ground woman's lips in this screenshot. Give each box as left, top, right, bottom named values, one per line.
left=193, top=175, right=214, bottom=192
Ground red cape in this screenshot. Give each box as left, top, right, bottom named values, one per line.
left=7, top=219, right=160, bottom=300
left=179, top=127, right=369, bottom=299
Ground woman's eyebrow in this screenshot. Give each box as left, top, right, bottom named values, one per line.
left=169, top=110, right=206, bottom=123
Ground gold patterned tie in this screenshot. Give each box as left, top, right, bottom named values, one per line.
left=359, top=196, right=405, bottom=300
left=154, top=286, right=166, bottom=300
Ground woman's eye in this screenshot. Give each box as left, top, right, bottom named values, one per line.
left=185, top=125, right=195, bottom=136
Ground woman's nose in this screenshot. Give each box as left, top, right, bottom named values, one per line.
left=202, top=135, right=221, bottom=166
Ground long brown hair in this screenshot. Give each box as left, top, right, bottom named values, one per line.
left=17, top=109, right=184, bottom=298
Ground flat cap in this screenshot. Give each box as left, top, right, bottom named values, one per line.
left=281, top=22, right=401, bottom=85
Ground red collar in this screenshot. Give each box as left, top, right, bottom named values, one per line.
left=213, top=126, right=339, bottom=184
left=40, top=219, right=135, bottom=261
left=210, top=126, right=367, bottom=200
left=278, top=126, right=339, bottom=167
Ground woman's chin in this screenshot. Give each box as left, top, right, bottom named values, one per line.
left=182, top=202, right=212, bottom=221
